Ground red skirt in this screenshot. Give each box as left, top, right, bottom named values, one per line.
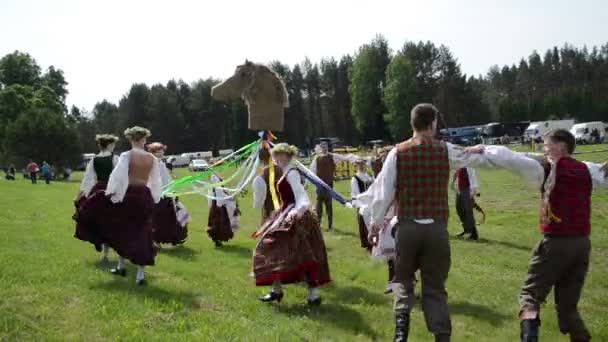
left=75, top=185, right=157, bottom=266
left=253, top=210, right=331, bottom=287
left=153, top=197, right=188, bottom=245
left=73, top=181, right=107, bottom=249
left=207, top=201, right=234, bottom=242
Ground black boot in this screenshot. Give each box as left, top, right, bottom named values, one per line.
left=213, top=240, right=223, bottom=247
left=435, top=334, right=450, bottom=342
left=259, top=291, right=284, bottom=303
left=520, top=318, right=541, bottom=342
left=394, top=312, right=410, bottom=342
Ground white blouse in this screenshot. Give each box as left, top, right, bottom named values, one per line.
left=454, top=168, right=479, bottom=195
left=252, top=175, right=267, bottom=209
left=283, top=168, right=311, bottom=215
left=158, top=160, right=172, bottom=187
left=208, top=174, right=239, bottom=228
left=367, top=143, right=607, bottom=227
left=79, top=151, right=119, bottom=196
left=351, top=172, right=374, bottom=198
left=105, top=149, right=163, bottom=204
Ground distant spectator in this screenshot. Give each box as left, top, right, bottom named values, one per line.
left=165, top=159, right=173, bottom=172
left=5, top=165, right=16, bottom=180
left=63, top=167, right=72, bottom=181
left=41, top=161, right=52, bottom=184
left=26, top=160, right=39, bottom=184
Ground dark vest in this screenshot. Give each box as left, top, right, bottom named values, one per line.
left=262, top=165, right=283, bottom=213
left=455, top=168, right=470, bottom=191
left=315, top=154, right=336, bottom=186
left=396, top=137, right=450, bottom=221
left=540, top=157, right=592, bottom=236
left=93, top=155, right=114, bottom=182
left=354, top=174, right=372, bottom=194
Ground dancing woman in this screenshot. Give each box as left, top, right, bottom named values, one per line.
left=76, top=126, right=162, bottom=285
left=73, top=134, right=119, bottom=262
left=148, top=142, right=189, bottom=246
left=252, top=143, right=330, bottom=305
left=207, top=174, right=240, bottom=247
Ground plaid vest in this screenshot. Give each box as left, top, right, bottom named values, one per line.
left=396, top=137, right=450, bottom=221
left=540, top=157, right=591, bottom=236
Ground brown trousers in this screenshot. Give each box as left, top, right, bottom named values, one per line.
left=520, top=235, right=591, bottom=337
left=316, top=189, right=333, bottom=229
left=393, top=219, right=451, bottom=336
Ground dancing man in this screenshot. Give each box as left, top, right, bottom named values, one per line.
left=452, top=167, right=479, bottom=240
left=309, top=142, right=349, bottom=231
left=148, top=142, right=189, bottom=246
left=253, top=143, right=330, bottom=305
left=509, top=129, right=607, bottom=342
left=74, top=134, right=119, bottom=262
left=368, top=104, right=496, bottom=341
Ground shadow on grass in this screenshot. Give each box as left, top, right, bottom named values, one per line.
left=215, top=244, right=253, bottom=258
left=330, top=284, right=391, bottom=306
left=158, top=245, right=199, bottom=260
left=329, top=227, right=359, bottom=239
left=91, top=277, right=200, bottom=306
left=450, top=301, right=509, bottom=327
left=449, top=235, right=532, bottom=253
left=476, top=237, right=532, bottom=253
left=279, top=302, right=377, bottom=339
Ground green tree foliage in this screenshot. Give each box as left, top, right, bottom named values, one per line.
left=0, top=51, right=41, bottom=88
left=350, top=35, right=391, bottom=142
left=383, top=53, right=417, bottom=140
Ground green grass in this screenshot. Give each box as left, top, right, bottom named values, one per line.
left=1, top=145, right=607, bottom=341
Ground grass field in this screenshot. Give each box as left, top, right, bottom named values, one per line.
left=1, top=145, right=607, bottom=341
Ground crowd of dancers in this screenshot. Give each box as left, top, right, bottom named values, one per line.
left=72, top=103, right=608, bottom=342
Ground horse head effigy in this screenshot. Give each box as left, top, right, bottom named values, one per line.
left=211, top=60, right=289, bottom=132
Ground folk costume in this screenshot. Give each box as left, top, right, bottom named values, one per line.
left=253, top=147, right=283, bottom=223
left=253, top=143, right=330, bottom=305
left=452, top=167, right=480, bottom=240
left=511, top=152, right=607, bottom=341
left=207, top=174, right=240, bottom=247
left=351, top=168, right=374, bottom=252
left=149, top=143, right=189, bottom=246
left=75, top=127, right=162, bottom=285
left=74, top=134, right=119, bottom=261
left=310, top=146, right=353, bottom=230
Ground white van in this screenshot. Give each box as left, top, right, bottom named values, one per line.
left=166, top=155, right=190, bottom=167
left=570, top=122, right=606, bottom=144
left=525, top=120, right=575, bottom=142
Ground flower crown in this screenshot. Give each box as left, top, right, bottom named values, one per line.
left=124, top=126, right=151, bottom=141
left=271, top=143, right=298, bottom=156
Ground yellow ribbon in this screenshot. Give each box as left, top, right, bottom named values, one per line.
left=265, top=131, right=281, bottom=210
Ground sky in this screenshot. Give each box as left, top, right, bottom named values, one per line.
left=1, top=0, right=606, bottom=111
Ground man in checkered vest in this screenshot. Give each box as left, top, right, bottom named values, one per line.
left=369, top=104, right=486, bottom=342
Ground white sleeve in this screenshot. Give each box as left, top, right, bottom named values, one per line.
left=79, top=159, right=97, bottom=195
left=310, top=157, right=317, bottom=175
left=252, top=175, right=267, bottom=209
left=112, top=155, right=119, bottom=167
left=467, top=168, right=479, bottom=193
left=148, top=157, right=163, bottom=204
left=448, top=143, right=545, bottom=188
left=370, top=148, right=397, bottom=226
left=583, top=162, right=608, bottom=190
left=286, top=170, right=311, bottom=214
left=106, top=152, right=130, bottom=203
left=351, top=177, right=360, bottom=198
left=158, top=161, right=172, bottom=187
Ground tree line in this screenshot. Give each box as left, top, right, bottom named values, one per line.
left=1, top=36, right=607, bottom=167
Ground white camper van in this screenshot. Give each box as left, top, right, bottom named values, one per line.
left=570, top=122, right=606, bottom=144
left=166, top=155, right=190, bottom=167
left=524, top=120, right=575, bottom=142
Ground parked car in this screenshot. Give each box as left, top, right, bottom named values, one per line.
left=570, top=122, right=606, bottom=144
left=189, top=159, right=209, bottom=172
